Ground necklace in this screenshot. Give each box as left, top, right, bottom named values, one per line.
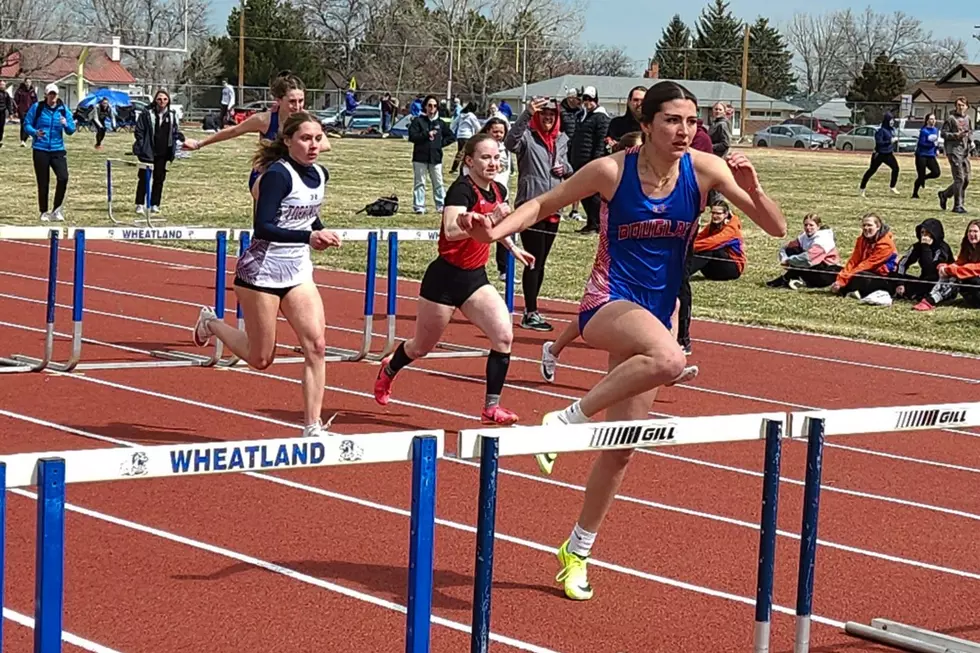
left=639, top=147, right=678, bottom=192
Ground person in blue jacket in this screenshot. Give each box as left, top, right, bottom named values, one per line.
left=912, top=113, right=941, bottom=198
left=859, top=111, right=899, bottom=197
left=24, top=83, right=76, bottom=222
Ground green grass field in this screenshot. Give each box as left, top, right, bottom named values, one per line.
left=2, top=125, right=978, bottom=355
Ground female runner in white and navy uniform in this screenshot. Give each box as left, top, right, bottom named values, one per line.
left=373, top=133, right=536, bottom=425
left=462, top=81, right=788, bottom=601
left=192, top=111, right=341, bottom=437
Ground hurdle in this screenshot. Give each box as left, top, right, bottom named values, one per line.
left=457, top=411, right=786, bottom=653
left=10, top=227, right=231, bottom=372
left=106, top=159, right=159, bottom=228
left=787, top=401, right=980, bottom=653
left=0, top=227, right=62, bottom=374
left=0, top=428, right=444, bottom=653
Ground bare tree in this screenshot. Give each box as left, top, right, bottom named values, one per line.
left=785, top=12, right=849, bottom=96
left=299, top=0, right=375, bottom=84
left=567, top=44, right=636, bottom=77
left=0, top=0, right=75, bottom=77
left=72, top=0, right=211, bottom=84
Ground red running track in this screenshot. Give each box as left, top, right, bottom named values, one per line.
left=0, top=237, right=978, bottom=653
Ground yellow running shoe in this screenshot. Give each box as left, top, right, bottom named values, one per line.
left=535, top=411, right=565, bottom=475
left=555, top=539, right=593, bottom=601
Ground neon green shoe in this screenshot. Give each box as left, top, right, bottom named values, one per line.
left=534, top=410, right=565, bottom=475
left=555, top=539, right=594, bottom=601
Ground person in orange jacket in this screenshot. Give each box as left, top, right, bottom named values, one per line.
left=676, top=200, right=745, bottom=350
left=830, top=212, right=898, bottom=299
left=914, top=219, right=980, bottom=310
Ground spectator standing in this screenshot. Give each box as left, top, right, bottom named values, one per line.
left=220, top=79, right=235, bottom=126
left=708, top=102, right=731, bottom=159
left=606, top=86, right=645, bottom=144
left=24, top=83, right=76, bottom=222
left=407, top=95, right=456, bottom=214
left=0, top=81, right=12, bottom=147
left=567, top=86, right=610, bottom=234
left=450, top=102, right=481, bottom=174
left=938, top=97, right=973, bottom=214
left=132, top=89, right=184, bottom=216
left=14, top=78, right=37, bottom=146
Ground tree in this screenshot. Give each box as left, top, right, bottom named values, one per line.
left=72, top=0, right=212, bottom=84
left=845, top=53, right=906, bottom=124
left=653, top=14, right=693, bottom=79
left=0, top=0, right=75, bottom=77
left=785, top=11, right=850, bottom=96
left=568, top=44, right=636, bottom=77
left=747, top=18, right=795, bottom=98
left=213, top=0, right=324, bottom=93
left=298, top=0, right=374, bottom=84
left=692, top=0, right=743, bottom=84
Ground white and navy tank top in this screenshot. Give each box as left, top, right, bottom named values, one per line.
left=236, top=158, right=326, bottom=288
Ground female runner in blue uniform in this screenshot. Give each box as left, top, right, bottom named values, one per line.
left=461, top=81, right=787, bottom=601
left=191, top=111, right=341, bottom=438
left=183, top=72, right=321, bottom=201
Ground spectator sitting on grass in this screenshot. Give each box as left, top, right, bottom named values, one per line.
left=913, top=219, right=980, bottom=311
left=830, top=212, right=898, bottom=300
left=689, top=200, right=746, bottom=282
left=893, top=218, right=954, bottom=302
left=766, top=212, right=840, bottom=289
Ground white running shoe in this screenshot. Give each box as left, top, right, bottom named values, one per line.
left=51, top=207, right=65, bottom=222
left=192, top=306, right=217, bottom=347
left=541, top=341, right=557, bottom=383
left=302, top=421, right=329, bottom=438
left=666, top=365, right=699, bottom=387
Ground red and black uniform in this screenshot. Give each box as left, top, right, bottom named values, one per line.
left=419, top=174, right=507, bottom=308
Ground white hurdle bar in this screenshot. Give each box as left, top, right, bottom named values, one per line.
left=787, top=401, right=980, bottom=653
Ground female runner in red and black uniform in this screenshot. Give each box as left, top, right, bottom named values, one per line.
left=373, top=133, right=535, bottom=425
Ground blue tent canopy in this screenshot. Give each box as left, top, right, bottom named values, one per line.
left=77, top=88, right=131, bottom=110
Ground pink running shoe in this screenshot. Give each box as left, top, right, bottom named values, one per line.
left=481, top=405, right=519, bottom=425
left=374, top=356, right=395, bottom=406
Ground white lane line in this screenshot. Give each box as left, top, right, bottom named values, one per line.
left=4, top=490, right=557, bottom=653
left=2, top=607, right=122, bottom=652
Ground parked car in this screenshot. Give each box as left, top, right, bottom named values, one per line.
left=782, top=115, right=841, bottom=141
left=835, top=124, right=917, bottom=153
left=753, top=124, right=834, bottom=149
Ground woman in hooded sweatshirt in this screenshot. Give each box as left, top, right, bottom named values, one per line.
left=766, top=213, right=840, bottom=289
left=503, top=97, right=573, bottom=332
left=830, top=212, right=898, bottom=299
left=893, top=218, right=953, bottom=301
left=912, top=114, right=941, bottom=198
left=913, top=220, right=980, bottom=310
left=859, top=113, right=900, bottom=196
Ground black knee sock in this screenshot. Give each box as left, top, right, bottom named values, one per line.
left=385, top=343, right=413, bottom=377
left=485, top=349, right=510, bottom=408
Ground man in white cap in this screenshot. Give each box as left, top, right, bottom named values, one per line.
left=23, top=83, right=76, bottom=221
left=567, top=85, right=610, bottom=234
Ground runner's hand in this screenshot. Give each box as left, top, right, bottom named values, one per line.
left=512, top=247, right=536, bottom=269
left=490, top=202, right=512, bottom=225
left=726, top=152, right=762, bottom=194
left=465, top=214, right=495, bottom=243
left=183, top=139, right=200, bottom=150
left=310, top=230, right=341, bottom=250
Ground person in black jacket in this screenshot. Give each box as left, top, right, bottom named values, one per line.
left=0, top=81, right=12, bottom=147
left=132, top=89, right=184, bottom=215
left=408, top=95, right=456, bottom=213
left=893, top=217, right=953, bottom=301
left=606, top=85, right=645, bottom=144
left=559, top=88, right=582, bottom=140
left=567, top=86, right=611, bottom=234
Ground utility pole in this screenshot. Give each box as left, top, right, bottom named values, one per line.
left=238, top=0, right=245, bottom=102
left=739, top=24, right=750, bottom=141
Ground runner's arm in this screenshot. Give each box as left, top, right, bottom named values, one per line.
left=191, top=111, right=267, bottom=148
left=695, top=150, right=786, bottom=238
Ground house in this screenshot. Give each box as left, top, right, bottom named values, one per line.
left=811, top=98, right=853, bottom=126
left=901, top=63, right=980, bottom=122
left=489, top=74, right=801, bottom=137
left=1, top=47, right=136, bottom=109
